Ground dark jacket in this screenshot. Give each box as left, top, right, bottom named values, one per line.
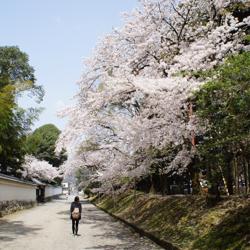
left=70, top=201, right=82, bottom=220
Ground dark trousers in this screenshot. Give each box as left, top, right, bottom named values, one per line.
left=72, top=219, right=79, bottom=234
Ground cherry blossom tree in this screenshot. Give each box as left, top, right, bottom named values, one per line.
left=20, top=155, right=60, bottom=182
left=57, top=0, right=249, bottom=193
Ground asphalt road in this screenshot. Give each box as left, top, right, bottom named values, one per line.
left=0, top=196, right=163, bottom=250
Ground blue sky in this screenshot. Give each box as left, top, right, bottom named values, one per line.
left=0, top=0, right=138, bottom=130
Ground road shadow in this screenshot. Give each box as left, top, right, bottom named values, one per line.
left=89, top=226, right=158, bottom=250
left=83, top=206, right=118, bottom=224
left=81, top=203, right=162, bottom=249
left=57, top=200, right=162, bottom=249
left=0, top=219, right=42, bottom=242
left=52, top=196, right=67, bottom=201
left=84, top=244, right=152, bottom=250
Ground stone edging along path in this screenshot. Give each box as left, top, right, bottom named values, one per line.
left=90, top=200, right=179, bottom=250
left=0, top=200, right=36, bottom=218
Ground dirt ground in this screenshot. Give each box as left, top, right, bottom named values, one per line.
left=0, top=196, right=163, bottom=250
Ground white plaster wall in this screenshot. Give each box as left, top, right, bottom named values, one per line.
left=0, top=182, right=36, bottom=202
left=44, top=186, right=62, bottom=198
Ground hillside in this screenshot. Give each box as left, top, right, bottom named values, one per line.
left=92, top=191, right=250, bottom=250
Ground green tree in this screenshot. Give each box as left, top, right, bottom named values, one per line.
left=25, top=124, right=67, bottom=167
left=195, top=52, right=250, bottom=197
left=0, top=46, right=44, bottom=175
left=0, top=46, right=44, bottom=99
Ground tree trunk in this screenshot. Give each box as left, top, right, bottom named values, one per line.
left=160, top=174, right=166, bottom=196
left=234, top=157, right=239, bottom=195
left=225, top=159, right=234, bottom=195
left=206, top=165, right=220, bottom=207
left=190, top=167, right=200, bottom=194
left=244, top=157, right=249, bottom=194
left=219, top=165, right=230, bottom=196
left=149, top=174, right=156, bottom=194
left=186, top=178, right=192, bottom=194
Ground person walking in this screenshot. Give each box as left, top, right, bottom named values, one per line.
left=70, top=196, right=82, bottom=236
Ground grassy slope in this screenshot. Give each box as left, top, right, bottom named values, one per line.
left=92, top=191, right=250, bottom=250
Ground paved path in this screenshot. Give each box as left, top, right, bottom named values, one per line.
left=0, top=197, right=163, bottom=250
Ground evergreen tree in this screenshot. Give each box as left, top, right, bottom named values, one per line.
left=25, top=124, right=67, bottom=167
left=0, top=46, right=43, bottom=175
